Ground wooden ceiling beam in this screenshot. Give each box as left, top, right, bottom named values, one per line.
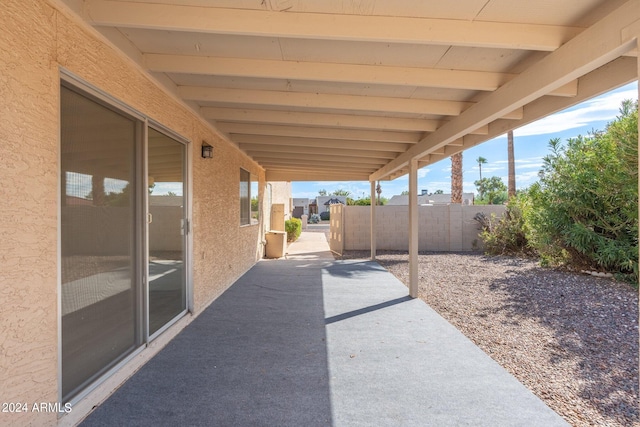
left=241, top=145, right=397, bottom=159
left=181, top=86, right=470, bottom=116
left=202, top=107, right=441, bottom=132
left=182, top=86, right=524, bottom=119
left=148, top=54, right=578, bottom=96
left=203, top=107, right=491, bottom=134
left=219, top=123, right=420, bottom=143
left=266, top=170, right=369, bottom=182
left=249, top=151, right=387, bottom=165
left=258, top=160, right=376, bottom=171
left=86, top=0, right=582, bottom=51
left=233, top=134, right=409, bottom=152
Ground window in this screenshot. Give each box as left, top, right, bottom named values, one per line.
left=251, top=176, right=259, bottom=223
left=240, top=169, right=250, bottom=225
left=240, top=169, right=259, bottom=226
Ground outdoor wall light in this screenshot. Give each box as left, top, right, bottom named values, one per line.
left=201, top=142, right=213, bottom=159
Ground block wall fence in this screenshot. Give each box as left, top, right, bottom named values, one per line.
left=330, top=204, right=506, bottom=254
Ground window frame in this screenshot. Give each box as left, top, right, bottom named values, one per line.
left=240, top=168, right=259, bottom=226
left=240, top=168, right=250, bottom=226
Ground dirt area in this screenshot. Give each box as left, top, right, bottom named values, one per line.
left=337, top=250, right=639, bottom=427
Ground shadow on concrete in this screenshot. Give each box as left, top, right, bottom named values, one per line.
left=324, top=259, right=387, bottom=278
left=325, top=296, right=412, bottom=325
left=81, top=260, right=333, bottom=427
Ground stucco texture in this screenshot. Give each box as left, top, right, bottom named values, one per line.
left=1, top=1, right=264, bottom=425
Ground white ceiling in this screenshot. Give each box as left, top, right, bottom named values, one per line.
left=65, top=0, right=638, bottom=181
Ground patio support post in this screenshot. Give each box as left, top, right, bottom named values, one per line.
left=408, top=159, right=419, bottom=298
left=370, top=180, right=377, bottom=260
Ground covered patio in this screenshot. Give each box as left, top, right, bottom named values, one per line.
left=80, top=232, right=567, bottom=426
left=3, top=1, right=639, bottom=425
left=68, top=0, right=639, bottom=294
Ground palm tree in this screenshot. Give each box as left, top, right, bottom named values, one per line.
left=476, top=156, right=487, bottom=180
left=507, top=131, right=516, bottom=199
left=451, top=152, right=463, bottom=203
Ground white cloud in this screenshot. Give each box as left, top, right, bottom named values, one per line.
left=493, top=156, right=543, bottom=170
left=516, top=170, right=542, bottom=184
left=514, top=89, right=637, bottom=137
left=417, top=167, right=430, bottom=178
left=481, top=165, right=505, bottom=174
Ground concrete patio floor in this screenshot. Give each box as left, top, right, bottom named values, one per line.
left=81, top=230, right=568, bottom=426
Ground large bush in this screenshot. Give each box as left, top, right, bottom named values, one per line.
left=285, top=218, right=302, bottom=242
left=477, top=100, right=638, bottom=282
left=320, top=211, right=330, bottom=221
left=530, top=103, right=638, bottom=279
left=475, top=193, right=535, bottom=257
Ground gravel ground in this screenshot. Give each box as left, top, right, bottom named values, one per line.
left=336, top=250, right=639, bottom=427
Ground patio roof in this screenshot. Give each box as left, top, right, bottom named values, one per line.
left=64, top=0, right=638, bottom=182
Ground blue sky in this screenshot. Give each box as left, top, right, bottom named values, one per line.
left=292, top=81, right=638, bottom=200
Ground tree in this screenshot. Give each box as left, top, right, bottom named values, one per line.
left=450, top=152, right=463, bottom=203
left=474, top=176, right=507, bottom=205
left=318, top=189, right=327, bottom=196
left=401, top=190, right=409, bottom=195
left=332, top=189, right=351, bottom=197
left=476, top=156, right=488, bottom=180
left=507, top=131, right=516, bottom=199
left=349, top=196, right=388, bottom=206
left=433, top=189, right=444, bottom=194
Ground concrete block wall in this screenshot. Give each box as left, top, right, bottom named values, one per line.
left=341, top=205, right=506, bottom=252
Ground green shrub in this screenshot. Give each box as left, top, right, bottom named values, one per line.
left=285, top=218, right=302, bottom=242
left=475, top=100, right=638, bottom=284
left=320, top=211, right=330, bottom=221
left=475, top=194, right=535, bottom=257
left=528, top=101, right=638, bottom=281
left=309, top=213, right=321, bottom=224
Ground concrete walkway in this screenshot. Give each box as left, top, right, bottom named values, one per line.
left=81, top=232, right=568, bottom=426
left=285, top=225, right=333, bottom=260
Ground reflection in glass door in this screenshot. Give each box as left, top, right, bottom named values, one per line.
left=147, top=128, right=187, bottom=336
left=60, top=85, right=140, bottom=402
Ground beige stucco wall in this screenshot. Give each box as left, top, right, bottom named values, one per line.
left=0, top=1, right=264, bottom=425
left=341, top=205, right=506, bottom=252
left=269, top=181, right=292, bottom=220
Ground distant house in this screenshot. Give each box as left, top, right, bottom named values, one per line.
left=387, top=193, right=475, bottom=206
left=316, top=196, right=347, bottom=213
left=292, top=198, right=309, bottom=218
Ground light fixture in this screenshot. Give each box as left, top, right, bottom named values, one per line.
left=201, top=142, right=213, bottom=159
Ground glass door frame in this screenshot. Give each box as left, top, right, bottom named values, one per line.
left=58, top=70, right=193, bottom=406
left=145, top=120, right=192, bottom=342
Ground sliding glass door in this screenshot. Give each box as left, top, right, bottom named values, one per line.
left=60, top=81, right=189, bottom=403
left=147, top=128, right=187, bottom=336
left=60, top=85, right=141, bottom=401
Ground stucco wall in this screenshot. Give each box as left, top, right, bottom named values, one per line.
left=0, top=1, right=264, bottom=425
left=340, top=205, right=506, bottom=252
left=269, top=181, right=292, bottom=220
